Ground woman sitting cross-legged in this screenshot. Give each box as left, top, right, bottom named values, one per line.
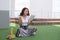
left=16, top=7, right=37, bottom=37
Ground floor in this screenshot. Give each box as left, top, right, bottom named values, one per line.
left=0, top=24, right=60, bottom=40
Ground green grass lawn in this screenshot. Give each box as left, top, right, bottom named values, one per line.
left=0, top=24, right=60, bottom=40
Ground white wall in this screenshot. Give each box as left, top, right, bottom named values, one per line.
left=30, top=0, right=52, bottom=18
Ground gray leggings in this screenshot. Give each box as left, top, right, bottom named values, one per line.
left=28, top=28, right=37, bottom=36
left=19, top=28, right=37, bottom=36
left=16, top=26, right=37, bottom=37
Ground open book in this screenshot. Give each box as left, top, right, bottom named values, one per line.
left=28, top=15, right=35, bottom=21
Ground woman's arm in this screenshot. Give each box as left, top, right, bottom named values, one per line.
left=18, top=17, right=22, bottom=27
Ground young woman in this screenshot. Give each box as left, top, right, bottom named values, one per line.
left=17, top=7, right=37, bottom=37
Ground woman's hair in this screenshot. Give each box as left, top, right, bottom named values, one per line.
left=20, top=7, right=30, bottom=16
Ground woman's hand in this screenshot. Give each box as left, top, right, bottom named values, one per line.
left=28, top=20, right=32, bottom=25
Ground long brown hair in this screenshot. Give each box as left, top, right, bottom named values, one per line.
left=20, top=7, right=30, bottom=16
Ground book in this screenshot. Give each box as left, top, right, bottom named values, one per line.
left=29, top=15, right=35, bottom=21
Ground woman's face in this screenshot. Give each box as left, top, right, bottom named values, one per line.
left=24, top=9, right=29, bottom=16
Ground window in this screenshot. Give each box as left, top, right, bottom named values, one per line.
left=52, top=0, right=60, bottom=18
left=52, top=0, right=60, bottom=12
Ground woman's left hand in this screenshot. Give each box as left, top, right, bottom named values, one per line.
left=28, top=20, right=32, bottom=25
